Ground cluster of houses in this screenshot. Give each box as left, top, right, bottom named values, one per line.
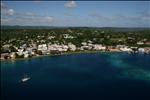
left=1, top=41, right=150, bottom=60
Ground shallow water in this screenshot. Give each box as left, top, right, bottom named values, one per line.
left=1, top=53, right=150, bottom=100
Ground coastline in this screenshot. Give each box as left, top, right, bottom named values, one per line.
left=1, top=50, right=150, bottom=62
left=0, top=50, right=123, bottom=62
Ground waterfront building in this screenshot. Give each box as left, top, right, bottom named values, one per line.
left=10, top=52, right=16, bottom=59
left=68, top=43, right=76, bottom=51
left=120, top=47, right=132, bottom=52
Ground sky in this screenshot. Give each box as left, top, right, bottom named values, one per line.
left=1, top=1, right=150, bottom=27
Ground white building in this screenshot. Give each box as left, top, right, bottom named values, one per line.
left=68, top=43, right=76, bottom=51
left=48, top=36, right=55, bottom=39
left=38, top=44, right=48, bottom=51
left=116, top=45, right=126, bottom=49
left=10, top=52, right=16, bottom=59
left=48, top=44, right=57, bottom=51
left=61, top=45, right=69, bottom=51
left=48, top=44, right=69, bottom=52
left=81, top=42, right=87, bottom=46
left=23, top=51, right=29, bottom=58
left=93, top=44, right=106, bottom=51
left=17, top=48, right=24, bottom=56
left=137, top=41, right=144, bottom=45
left=120, top=47, right=132, bottom=52
left=138, top=48, right=145, bottom=53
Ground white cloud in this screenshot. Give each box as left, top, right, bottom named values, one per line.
left=1, top=2, right=15, bottom=16
left=7, top=9, right=15, bottom=16
left=1, top=2, right=55, bottom=26
left=45, top=16, right=54, bottom=22
left=64, top=1, right=77, bottom=8
left=1, top=12, right=56, bottom=26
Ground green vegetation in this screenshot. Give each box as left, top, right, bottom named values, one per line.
left=1, top=27, right=150, bottom=53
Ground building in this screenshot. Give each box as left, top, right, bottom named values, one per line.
left=68, top=43, right=76, bottom=51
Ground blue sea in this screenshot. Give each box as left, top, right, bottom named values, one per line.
left=1, top=52, right=150, bottom=100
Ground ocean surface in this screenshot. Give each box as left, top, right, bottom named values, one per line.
left=1, top=52, right=150, bottom=100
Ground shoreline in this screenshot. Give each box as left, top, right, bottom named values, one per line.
left=0, top=51, right=106, bottom=61
left=0, top=50, right=149, bottom=62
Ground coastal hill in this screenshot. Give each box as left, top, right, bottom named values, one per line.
left=1, top=25, right=150, bottom=32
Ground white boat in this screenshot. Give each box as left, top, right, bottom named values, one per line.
left=20, top=75, right=31, bottom=82
left=21, top=77, right=30, bottom=82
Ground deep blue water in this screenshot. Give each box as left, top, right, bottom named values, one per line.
left=1, top=52, right=150, bottom=100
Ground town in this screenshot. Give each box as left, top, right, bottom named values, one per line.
left=1, top=27, right=150, bottom=60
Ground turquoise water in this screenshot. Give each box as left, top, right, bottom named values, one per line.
left=1, top=53, right=150, bottom=100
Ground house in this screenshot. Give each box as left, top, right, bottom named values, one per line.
left=48, top=44, right=68, bottom=52
left=31, top=43, right=37, bottom=49
left=68, top=43, right=76, bottom=51
left=81, top=42, right=87, bottom=46
left=3, top=44, right=10, bottom=48
left=120, top=47, right=132, bottom=52
left=62, top=45, right=69, bottom=51
left=144, top=47, right=150, bottom=54
left=137, top=41, right=144, bottom=45
left=23, top=51, right=30, bottom=58
left=20, top=44, right=27, bottom=49
left=38, top=44, right=48, bottom=54
left=10, top=52, right=16, bottom=59
left=49, top=44, right=58, bottom=51
left=116, top=45, right=126, bottom=49
left=145, top=41, right=150, bottom=46
left=48, top=36, right=55, bottom=39
left=1, top=53, right=10, bottom=59
left=138, top=48, right=145, bottom=53
left=93, top=44, right=106, bottom=51
left=17, top=48, right=24, bottom=56
left=81, top=46, right=89, bottom=50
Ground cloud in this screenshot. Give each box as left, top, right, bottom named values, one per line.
left=45, top=16, right=55, bottom=22
left=1, top=2, right=15, bottom=16
left=64, top=1, right=77, bottom=8
left=7, top=9, right=15, bottom=16
left=1, top=9, right=55, bottom=26
left=1, top=2, right=55, bottom=25
left=88, top=12, right=150, bottom=27
left=2, top=8, right=15, bottom=16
